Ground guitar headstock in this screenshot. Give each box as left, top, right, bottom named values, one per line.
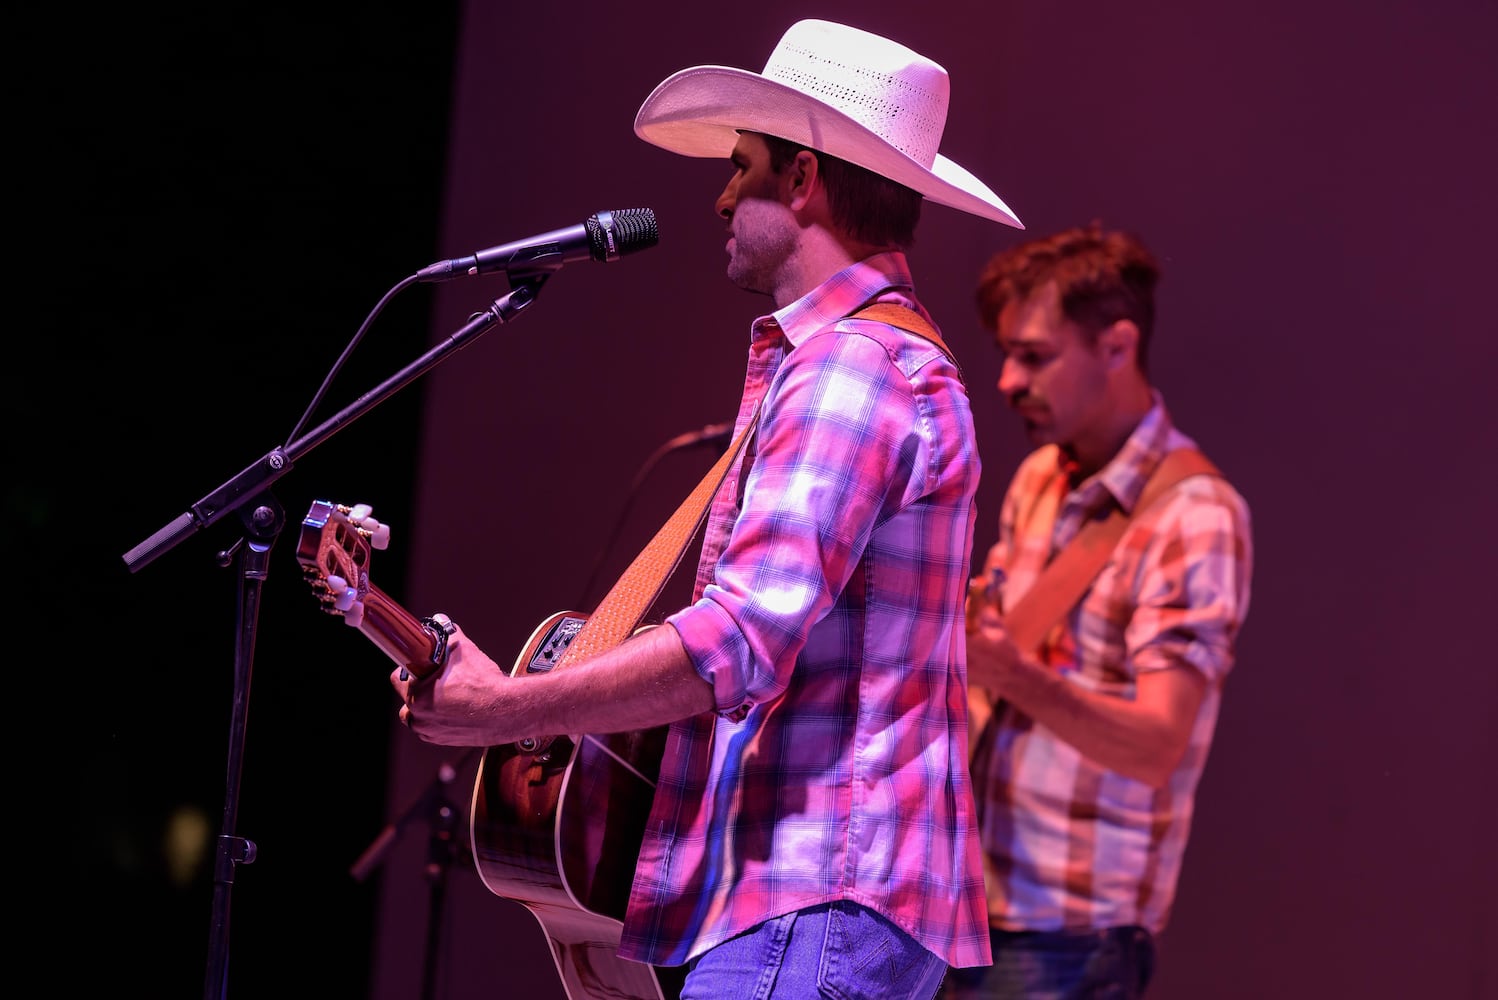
left=296, top=500, right=391, bottom=627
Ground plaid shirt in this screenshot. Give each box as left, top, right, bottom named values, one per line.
left=972, top=397, right=1253, bottom=934
left=619, top=253, right=992, bottom=969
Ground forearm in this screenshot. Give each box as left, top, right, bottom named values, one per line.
left=975, top=642, right=1202, bottom=786
left=517, top=623, right=717, bottom=738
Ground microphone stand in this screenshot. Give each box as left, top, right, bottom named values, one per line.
left=349, top=750, right=477, bottom=1000
left=121, top=278, right=545, bottom=1000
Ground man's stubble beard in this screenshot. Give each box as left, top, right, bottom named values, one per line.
left=726, top=200, right=798, bottom=299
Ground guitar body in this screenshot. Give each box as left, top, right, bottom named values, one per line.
left=297, top=503, right=683, bottom=1000
left=470, top=610, right=681, bottom=1000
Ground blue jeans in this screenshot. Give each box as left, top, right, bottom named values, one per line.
left=682, top=901, right=948, bottom=1000
left=940, top=926, right=1155, bottom=999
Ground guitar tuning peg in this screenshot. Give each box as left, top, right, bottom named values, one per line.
left=328, top=574, right=357, bottom=612
left=369, top=522, right=391, bottom=550
left=348, top=503, right=374, bottom=521
left=345, top=600, right=365, bottom=627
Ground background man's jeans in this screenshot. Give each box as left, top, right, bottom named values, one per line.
left=942, top=925, right=1156, bottom=999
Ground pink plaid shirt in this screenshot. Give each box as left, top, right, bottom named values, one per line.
left=971, top=397, right=1252, bottom=934
left=619, top=253, right=992, bottom=969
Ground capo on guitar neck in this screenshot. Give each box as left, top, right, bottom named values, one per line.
left=403, top=613, right=458, bottom=681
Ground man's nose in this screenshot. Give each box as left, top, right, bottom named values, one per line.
left=996, top=358, right=1026, bottom=398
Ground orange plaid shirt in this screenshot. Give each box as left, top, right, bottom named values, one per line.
left=971, top=396, right=1253, bottom=934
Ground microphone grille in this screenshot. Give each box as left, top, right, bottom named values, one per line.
left=588, top=208, right=659, bottom=262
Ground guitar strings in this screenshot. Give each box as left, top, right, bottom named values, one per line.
left=581, top=734, right=659, bottom=788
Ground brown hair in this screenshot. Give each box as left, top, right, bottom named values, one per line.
left=761, top=133, right=922, bottom=250
left=976, top=222, right=1160, bottom=373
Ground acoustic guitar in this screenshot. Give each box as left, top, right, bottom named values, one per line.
left=296, top=499, right=683, bottom=1000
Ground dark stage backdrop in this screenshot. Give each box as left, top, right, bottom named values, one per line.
left=24, top=7, right=459, bottom=999
left=31, top=2, right=1495, bottom=999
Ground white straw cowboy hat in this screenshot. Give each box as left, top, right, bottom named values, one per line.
left=634, top=19, right=1023, bottom=229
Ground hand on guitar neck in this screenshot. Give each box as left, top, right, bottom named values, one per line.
left=297, top=498, right=679, bottom=1000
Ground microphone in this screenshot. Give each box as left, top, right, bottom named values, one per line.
left=417, top=208, right=658, bottom=282
left=663, top=422, right=735, bottom=452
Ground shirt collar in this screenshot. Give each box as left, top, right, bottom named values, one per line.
left=751, top=252, right=915, bottom=348
left=1071, top=391, right=1176, bottom=514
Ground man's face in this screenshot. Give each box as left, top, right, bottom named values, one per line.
left=994, top=281, right=1113, bottom=450
left=716, top=132, right=798, bottom=296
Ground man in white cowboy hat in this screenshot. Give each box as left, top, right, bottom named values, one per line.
left=393, top=19, right=1021, bottom=997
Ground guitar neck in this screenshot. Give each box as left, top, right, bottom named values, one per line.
left=354, top=583, right=443, bottom=680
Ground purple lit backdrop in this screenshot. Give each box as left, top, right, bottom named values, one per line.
left=378, top=3, right=1497, bottom=999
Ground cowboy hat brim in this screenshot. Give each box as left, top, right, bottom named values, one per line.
left=635, top=65, right=1024, bottom=229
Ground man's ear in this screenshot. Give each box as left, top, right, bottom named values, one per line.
left=785, top=149, right=820, bottom=211
left=1099, top=319, right=1140, bottom=372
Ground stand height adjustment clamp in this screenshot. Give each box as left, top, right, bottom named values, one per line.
left=212, top=834, right=258, bottom=882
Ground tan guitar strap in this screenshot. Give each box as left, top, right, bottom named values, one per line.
left=849, top=302, right=960, bottom=372
left=1007, top=447, right=1221, bottom=651
left=968, top=447, right=1223, bottom=756
left=558, top=303, right=956, bottom=667
left=558, top=401, right=761, bottom=666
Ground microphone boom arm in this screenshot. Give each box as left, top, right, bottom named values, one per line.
left=122, top=279, right=544, bottom=573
